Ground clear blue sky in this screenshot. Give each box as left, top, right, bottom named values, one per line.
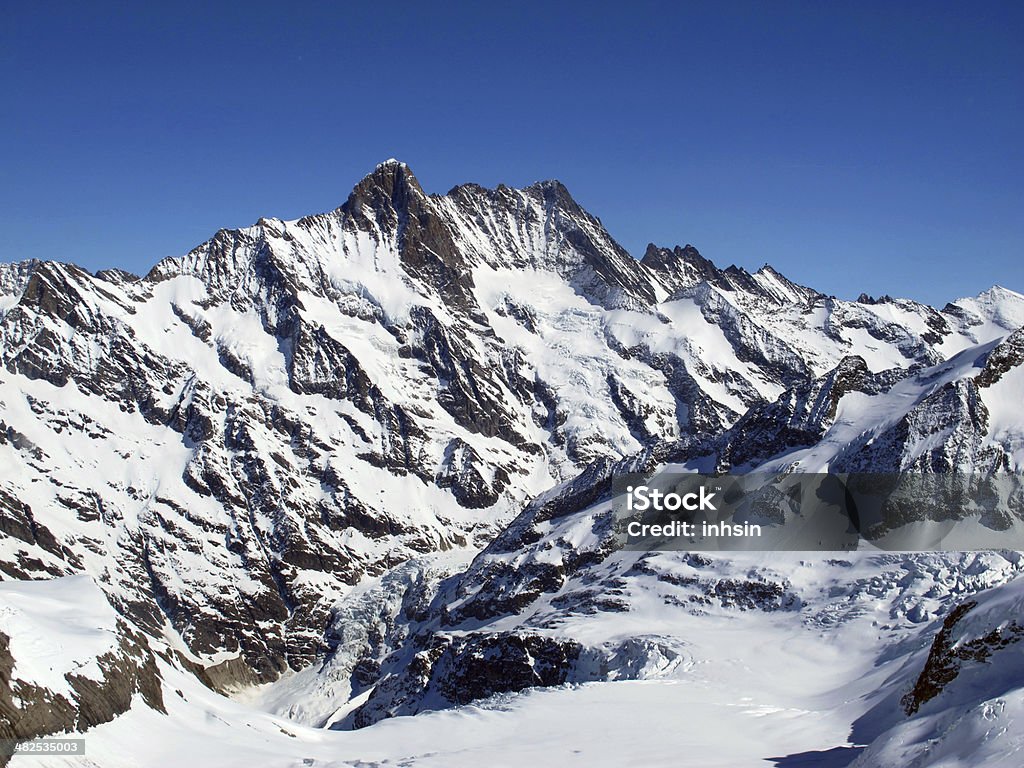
left=2, top=1, right=1021, bottom=306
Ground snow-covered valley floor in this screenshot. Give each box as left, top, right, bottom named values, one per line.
left=10, top=550, right=1024, bottom=768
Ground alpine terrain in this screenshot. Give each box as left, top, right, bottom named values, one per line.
left=2, top=160, right=1024, bottom=767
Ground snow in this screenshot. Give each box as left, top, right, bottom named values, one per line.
left=13, top=554, right=1024, bottom=768
left=757, top=337, right=1005, bottom=473
left=657, top=297, right=782, bottom=408
left=952, top=286, right=1024, bottom=333
left=849, top=572, right=1024, bottom=767
left=472, top=264, right=679, bottom=459
left=0, top=575, right=119, bottom=698
left=981, top=357, right=1024, bottom=468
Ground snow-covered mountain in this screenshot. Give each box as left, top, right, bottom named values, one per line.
left=2, top=160, right=1024, bottom=766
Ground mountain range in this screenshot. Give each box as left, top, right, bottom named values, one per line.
left=2, top=160, right=1023, bottom=767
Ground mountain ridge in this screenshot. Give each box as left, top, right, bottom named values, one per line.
left=2, top=159, right=1019, bottom=313
left=1, top=161, right=1023, bottom=760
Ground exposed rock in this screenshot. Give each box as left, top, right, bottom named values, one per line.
left=902, top=600, right=1024, bottom=715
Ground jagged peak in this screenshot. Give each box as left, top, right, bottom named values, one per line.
left=640, top=245, right=818, bottom=306
left=524, top=178, right=571, bottom=194
left=441, top=175, right=621, bottom=256
left=641, top=244, right=723, bottom=294
left=722, top=264, right=752, bottom=278
left=855, top=292, right=894, bottom=305
left=521, top=178, right=587, bottom=215
left=444, top=178, right=580, bottom=212
left=445, top=181, right=489, bottom=197
left=640, top=243, right=715, bottom=270
left=342, top=159, right=426, bottom=216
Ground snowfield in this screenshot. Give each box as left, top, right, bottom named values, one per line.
left=10, top=552, right=1024, bottom=767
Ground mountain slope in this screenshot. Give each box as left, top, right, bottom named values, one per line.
left=1, top=161, right=1023, bottom=764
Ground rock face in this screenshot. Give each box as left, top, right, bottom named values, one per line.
left=898, top=599, right=1024, bottom=715
left=848, top=570, right=1024, bottom=768
left=0, top=160, right=1023, bottom=739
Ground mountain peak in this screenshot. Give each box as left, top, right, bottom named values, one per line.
left=522, top=178, right=581, bottom=212
left=640, top=243, right=721, bottom=289
left=343, top=159, right=425, bottom=216
left=979, top=285, right=1023, bottom=301
left=639, top=245, right=818, bottom=305
left=525, top=178, right=570, bottom=193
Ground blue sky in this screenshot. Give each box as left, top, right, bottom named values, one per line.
left=2, top=1, right=1021, bottom=306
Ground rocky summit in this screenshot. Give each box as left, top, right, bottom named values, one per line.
left=2, top=161, right=1024, bottom=764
